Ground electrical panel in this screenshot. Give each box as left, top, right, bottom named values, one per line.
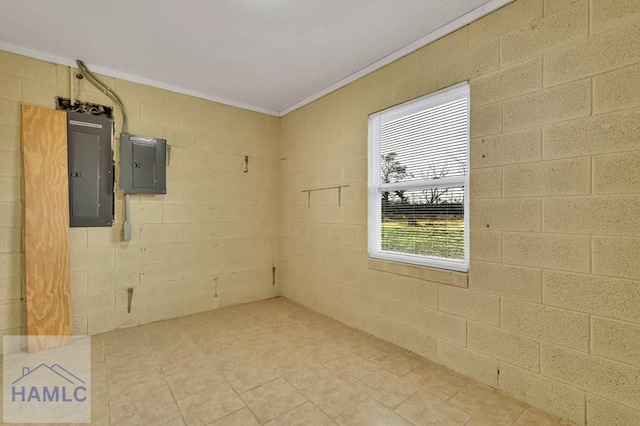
left=66, top=111, right=114, bottom=227
left=119, top=134, right=166, bottom=194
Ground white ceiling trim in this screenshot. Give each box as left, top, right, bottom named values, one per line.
left=0, top=40, right=281, bottom=116
left=0, top=0, right=513, bottom=118
left=279, top=0, right=514, bottom=116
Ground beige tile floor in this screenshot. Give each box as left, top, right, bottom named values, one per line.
left=16, top=298, right=578, bottom=425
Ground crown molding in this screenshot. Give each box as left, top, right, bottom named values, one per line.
left=0, top=0, right=514, bottom=118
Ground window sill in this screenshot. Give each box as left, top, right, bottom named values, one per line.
left=368, top=258, right=468, bottom=288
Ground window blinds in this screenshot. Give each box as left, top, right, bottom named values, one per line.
left=368, top=82, right=469, bottom=272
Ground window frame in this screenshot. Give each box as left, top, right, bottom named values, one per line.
left=367, top=82, right=470, bottom=272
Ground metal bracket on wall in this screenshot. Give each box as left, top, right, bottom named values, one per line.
left=127, top=287, right=134, bottom=313
left=301, top=185, right=350, bottom=208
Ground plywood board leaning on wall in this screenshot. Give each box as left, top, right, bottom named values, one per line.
left=21, top=104, right=72, bottom=352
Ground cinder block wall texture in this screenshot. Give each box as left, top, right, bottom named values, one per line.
left=2, top=0, right=640, bottom=423
left=280, top=0, right=640, bottom=423
left=0, top=51, right=281, bottom=336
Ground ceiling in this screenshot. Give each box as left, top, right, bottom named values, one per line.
left=0, top=0, right=510, bottom=116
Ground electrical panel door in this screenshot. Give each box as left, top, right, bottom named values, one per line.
left=120, top=133, right=166, bottom=194
left=67, top=112, right=114, bottom=227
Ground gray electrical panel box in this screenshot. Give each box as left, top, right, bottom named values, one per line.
left=67, top=111, right=114, bottom=227
left=119, top=134, right=166, bottom=194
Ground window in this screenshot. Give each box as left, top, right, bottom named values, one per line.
left=368, top=82, right=469, bottom=272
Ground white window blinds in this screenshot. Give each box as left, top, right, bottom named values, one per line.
left=368, top=83, right=469, bottom=272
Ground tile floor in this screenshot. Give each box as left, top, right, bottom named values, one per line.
left=64, top=298, right=577, bottom=424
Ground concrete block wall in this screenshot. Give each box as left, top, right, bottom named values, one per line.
left=0, top=50, right=281, bottom=337
left=2, top=0, right=640, bottom=422
left=279, top=0, right=640, bottom=423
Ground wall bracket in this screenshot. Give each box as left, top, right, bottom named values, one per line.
left=301, top=185, right=350, bottom=208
